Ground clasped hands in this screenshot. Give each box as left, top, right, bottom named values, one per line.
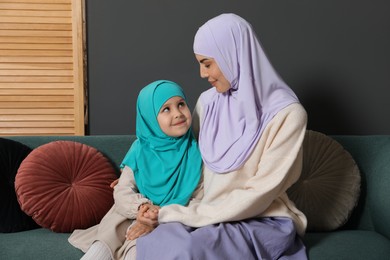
left=126, top=203, right=160, bottom=240
left=110, top=179, right=159, bottom=240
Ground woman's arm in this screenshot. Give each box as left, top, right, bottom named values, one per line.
left=159, top=103, right=307, bottom=227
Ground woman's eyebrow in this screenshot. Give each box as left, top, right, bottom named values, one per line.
left=200, top=58, right=209, bottom=63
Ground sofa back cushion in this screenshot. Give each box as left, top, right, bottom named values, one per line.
left=7, top=135, right=136, bottom=170
left=333, top=135, right=390, bottom=239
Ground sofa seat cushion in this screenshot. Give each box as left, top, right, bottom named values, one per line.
left=15, top=141, right=118, bottom=233
left=0, top=138, right=39, bottom=233
left=304, top=230, right=390, bottom=260
left=0, top=228, right=83, bottom=260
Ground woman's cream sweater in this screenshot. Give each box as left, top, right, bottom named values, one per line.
left=159, top=103, right=308, bottom=236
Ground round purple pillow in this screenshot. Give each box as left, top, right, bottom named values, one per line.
left=15, top=140, right=117, bottom=233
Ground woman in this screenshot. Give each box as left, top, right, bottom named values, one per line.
left=133, top=13, right=308, bottom=259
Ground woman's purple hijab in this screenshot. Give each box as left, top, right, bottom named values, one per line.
left=194, top=13, right=299, bottom=173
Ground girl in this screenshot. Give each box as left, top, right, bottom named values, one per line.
left=68, top=80, right=202, bottom=260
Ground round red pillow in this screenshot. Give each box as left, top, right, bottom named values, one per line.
left=15, top=140, right=118, bottom=233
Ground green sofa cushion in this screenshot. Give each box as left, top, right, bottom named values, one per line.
left=0, top=229, right=82, bottom=259
left=304, top=230, right=390, bottom=259
left=7, top=135, right=136, bottom=171
left=334, top=136, right=390, bottom=239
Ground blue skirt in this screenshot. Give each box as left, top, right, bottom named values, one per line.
left=136, top=217, right=307, bottom=260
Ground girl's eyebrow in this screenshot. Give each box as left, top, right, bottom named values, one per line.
left=161, top=97, right=185, bottom=108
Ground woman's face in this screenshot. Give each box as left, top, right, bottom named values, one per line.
left=195, top=54, right=231, bottom=93
left=157, top=96, right=192, bottom=137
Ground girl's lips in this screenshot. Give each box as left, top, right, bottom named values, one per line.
left=173, top=120, right=186, bottom=126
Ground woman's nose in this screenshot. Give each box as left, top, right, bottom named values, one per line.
left=200, top=66, right=208, bottom=78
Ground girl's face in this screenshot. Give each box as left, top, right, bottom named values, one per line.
left=195, top=54, right=231, bottom=93
left=157, top=96, right=192, bottom=137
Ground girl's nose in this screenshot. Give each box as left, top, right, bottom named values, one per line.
left=173, top=108, right=183, bottom=118
left=175, top=111, right=183, bottom=118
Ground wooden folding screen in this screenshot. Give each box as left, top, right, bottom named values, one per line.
left=0, top=0, right=86, bottom=136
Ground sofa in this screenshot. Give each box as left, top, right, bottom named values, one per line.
left=1, top=133, right=389, bottom=259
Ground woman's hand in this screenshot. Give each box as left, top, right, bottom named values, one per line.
left=126, top=204, right=160, bottom=240
left=126, top=221, right=154, bottom=240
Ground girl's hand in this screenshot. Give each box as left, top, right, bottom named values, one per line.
left=126, top=204, right=160, bottom=240
left=110, top=169, right=122, bottom=188
left=110, top=178, right=119, bottom=189
left=137, top=204, right=160, bottom=227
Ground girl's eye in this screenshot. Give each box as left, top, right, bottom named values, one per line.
left=178, top=102, right=186, bottom=108
left=161, top=107, right=169, bottom=113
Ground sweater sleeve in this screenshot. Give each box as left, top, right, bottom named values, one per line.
left=113, top=166, right=151, bottom=219
left=159, top=103, right=307, bottom=227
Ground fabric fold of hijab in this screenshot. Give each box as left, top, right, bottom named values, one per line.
left=193, top=13, right=299, bottom=173
left=121, top=80, right=202, bottom=206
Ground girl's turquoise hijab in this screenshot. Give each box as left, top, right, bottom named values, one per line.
left=121, top=80, right=202, bottom=206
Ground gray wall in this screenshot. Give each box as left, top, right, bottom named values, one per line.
left=86, top=0, right=390, bottom=135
